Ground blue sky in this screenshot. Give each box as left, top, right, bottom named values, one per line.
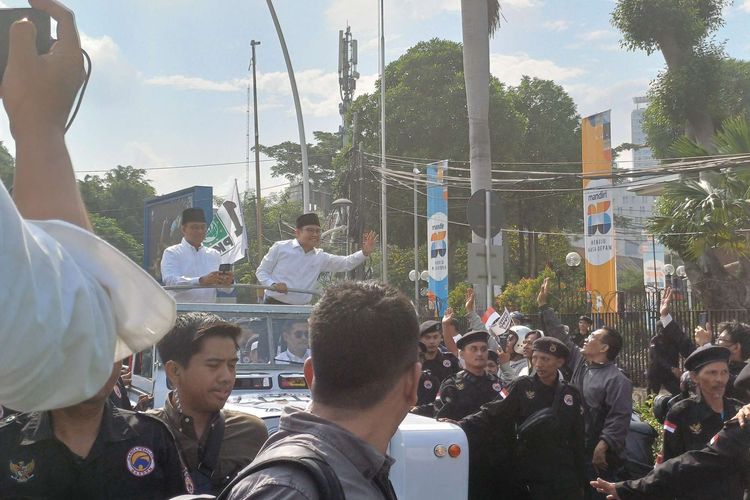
left=2, top=0, right=749, bottom=198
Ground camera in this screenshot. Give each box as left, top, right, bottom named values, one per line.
left=219, top=263, right=232, bottom=273
left=0, top=9, right=53, bottom=82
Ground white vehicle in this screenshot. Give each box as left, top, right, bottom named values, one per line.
left=128, top=302, right=468, bottom=500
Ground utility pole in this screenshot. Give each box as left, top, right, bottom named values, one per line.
left=250, top=40, right=263, bottom=291
left=378, top=0, right=388, bottom=283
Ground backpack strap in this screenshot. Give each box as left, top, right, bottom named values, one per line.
left=192, top=411, right=226, bottom=493
left=216, top=444, right=345, bottom=500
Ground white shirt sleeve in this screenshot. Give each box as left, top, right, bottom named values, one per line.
left=320, top=250, right=366, bottom=273
left=0, top=187, right=175, bottom=412
left=256, top=242, right=280, bottom=287
left=161, top=246, right=200, bottom=286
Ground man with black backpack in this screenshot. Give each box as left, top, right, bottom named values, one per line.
left=224, top=282, right=421, bottom=500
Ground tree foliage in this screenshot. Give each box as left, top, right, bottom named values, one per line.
left=612, top=0, right=746, bottom=153
left=256, top=131, right=343, bottom=187
left=0, top=142, right=15, bottom=190
left=89, top=212, right=143, bottom=263
left=649, top=116, right=750, bottom=309
left=80, top=166, right=156, bottom=242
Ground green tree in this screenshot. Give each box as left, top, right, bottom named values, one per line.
left=0, top=142, right=15, bottom=190
left=257, top=131, right=343, bottom=187
left=80, top=166, right=156, bottom=242
left=612, top=0, right=731, bottom=150
left=349, top=38, right=525, bottom=249
left=649, top=116, right=750, bottom=309
left=89, top=212, right=143, bottom=263
left=506, top=77, right=582, bottom=276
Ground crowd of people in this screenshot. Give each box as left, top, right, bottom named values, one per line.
left=5, top=1, right=750, bottom=499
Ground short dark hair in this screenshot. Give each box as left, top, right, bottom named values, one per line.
left=719, top=321, right=750, bottom=359
left=599, top=326, right=622, bottom=360
left=157, top=312, right=241, bottom=367
left=309, top=281, right=419, bottom=410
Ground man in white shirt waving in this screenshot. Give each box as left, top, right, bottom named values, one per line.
left=161, top=208, right=234, bottom=303
left=256, top=213, right=378, bottom=305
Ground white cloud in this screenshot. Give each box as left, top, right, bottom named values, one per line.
left=543, top=20, right=570, bottom=32
left=80, top=33, right=121, bottom=65
left=741, top=0, right=750, bottom=12
left=144, top=75, right=244, bottom=92
left=143, top=69, right=379, bottom=119
left=502, top=0, right=541, bottom=8
left=580, top=30, right=613, bottom=41
left=490, top=53, right=586, bottom=85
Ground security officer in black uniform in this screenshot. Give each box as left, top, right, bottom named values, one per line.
left=0, top=364, right=191, bottom=499
left=461, top=337, right=586, bottom=500
left=662, top=344, right=742, bottom=461
left=434, top=330, right=504, bottom=421
left=420, top=320, right=461, bottom=383
left=416, top=341, right=441, bottom=407
left=593, top=420, right=748, bottom=499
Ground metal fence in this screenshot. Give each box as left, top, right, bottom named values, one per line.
left=453, top=289, right=750, bottom=388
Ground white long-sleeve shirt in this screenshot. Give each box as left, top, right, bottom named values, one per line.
left=256, top=239, right=366, bottom=304
left=1, top=185, right=175, bottom=412
left=161, top=238, right=222, bottom=303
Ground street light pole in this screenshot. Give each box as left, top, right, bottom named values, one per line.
left=266, top=0, right=310, bottom=211
left=379, top=0, right=388, bottom=282
left=413, top=164, right=419, bottom=308
left=250, top=40, right=263, bottom=284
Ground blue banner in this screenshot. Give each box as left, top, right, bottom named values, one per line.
left=427, top=160, right=449, bottom=316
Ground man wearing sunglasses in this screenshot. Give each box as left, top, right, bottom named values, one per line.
left=256, top=213, right=378, bottom=305
left=275, top=320, right=311, bottom=364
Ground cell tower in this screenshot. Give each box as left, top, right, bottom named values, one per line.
left=338, top=26, right=359, bottom=147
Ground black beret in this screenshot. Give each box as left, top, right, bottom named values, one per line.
left=532, top=337, right=569, bottom=359
left=457, top=330, right=489, bottom=350
left=419, top=320, right=441, bottom=336
left=684, top=344, right=730, bottom=372
left=181, top=208, right=206, bottom=224
left=296, top=212, right=321, bottom=228
left=578, top=316, right=593, bottom=324
left=487, top=350, right=499, bottom=363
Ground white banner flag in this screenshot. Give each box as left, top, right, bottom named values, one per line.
left=204, top=179, right=248, bottom=264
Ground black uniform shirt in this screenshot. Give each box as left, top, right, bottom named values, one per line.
left=416, top=369, right=441, bottom=406
left=460, top=375, right=586, bottom=491
left=0, top=400, right=191, bottom=499
left=662, top=393, right=743, bottom=461
left=617, top=420, right=748, bottom=500
left=727, top=360, right=750, bottom=403
left=421, top=350, right=460, bottom=384
left=434, top=370, right=504, bottom=421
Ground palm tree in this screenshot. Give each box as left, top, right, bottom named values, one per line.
left=460, top=0, right=502, bottom=243
left=649, top=116, right=750, bottom=310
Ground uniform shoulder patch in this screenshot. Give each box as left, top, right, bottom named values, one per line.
left=563, top=394, right=574, bottom=406
left=127, top=446, right=156, bottom=476
left=9, top=459, right=35, bottom=483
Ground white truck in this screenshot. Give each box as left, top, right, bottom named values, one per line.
left=128, top=302, right=468, bottom=500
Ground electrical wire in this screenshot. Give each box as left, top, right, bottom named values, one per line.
left=65, top=48, right=92, bottom=132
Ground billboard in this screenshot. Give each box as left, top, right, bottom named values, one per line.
left=641, top=236, right=666, bottom=289
left=582, top=111, right=617, bottom=313
left=427, top=160, right=449, bottom=315
left=143, top=186, right=213, bottom=281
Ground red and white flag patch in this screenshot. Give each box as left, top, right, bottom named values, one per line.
left=663, top=420, right=677, bottom=433
left=500, top=387, right=509, bottom=399
left=709, top=433, right=719, bottom=446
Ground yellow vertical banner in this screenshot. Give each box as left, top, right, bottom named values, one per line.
left=582, top=111, right=617, bottom=313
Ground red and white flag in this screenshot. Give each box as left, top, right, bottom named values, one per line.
left=482, top=307, right=500, bottom=329
left=663, top=420, right=677, bottom=434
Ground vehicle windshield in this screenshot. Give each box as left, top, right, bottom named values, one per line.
left=175, top=303, right=311, bottom=368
